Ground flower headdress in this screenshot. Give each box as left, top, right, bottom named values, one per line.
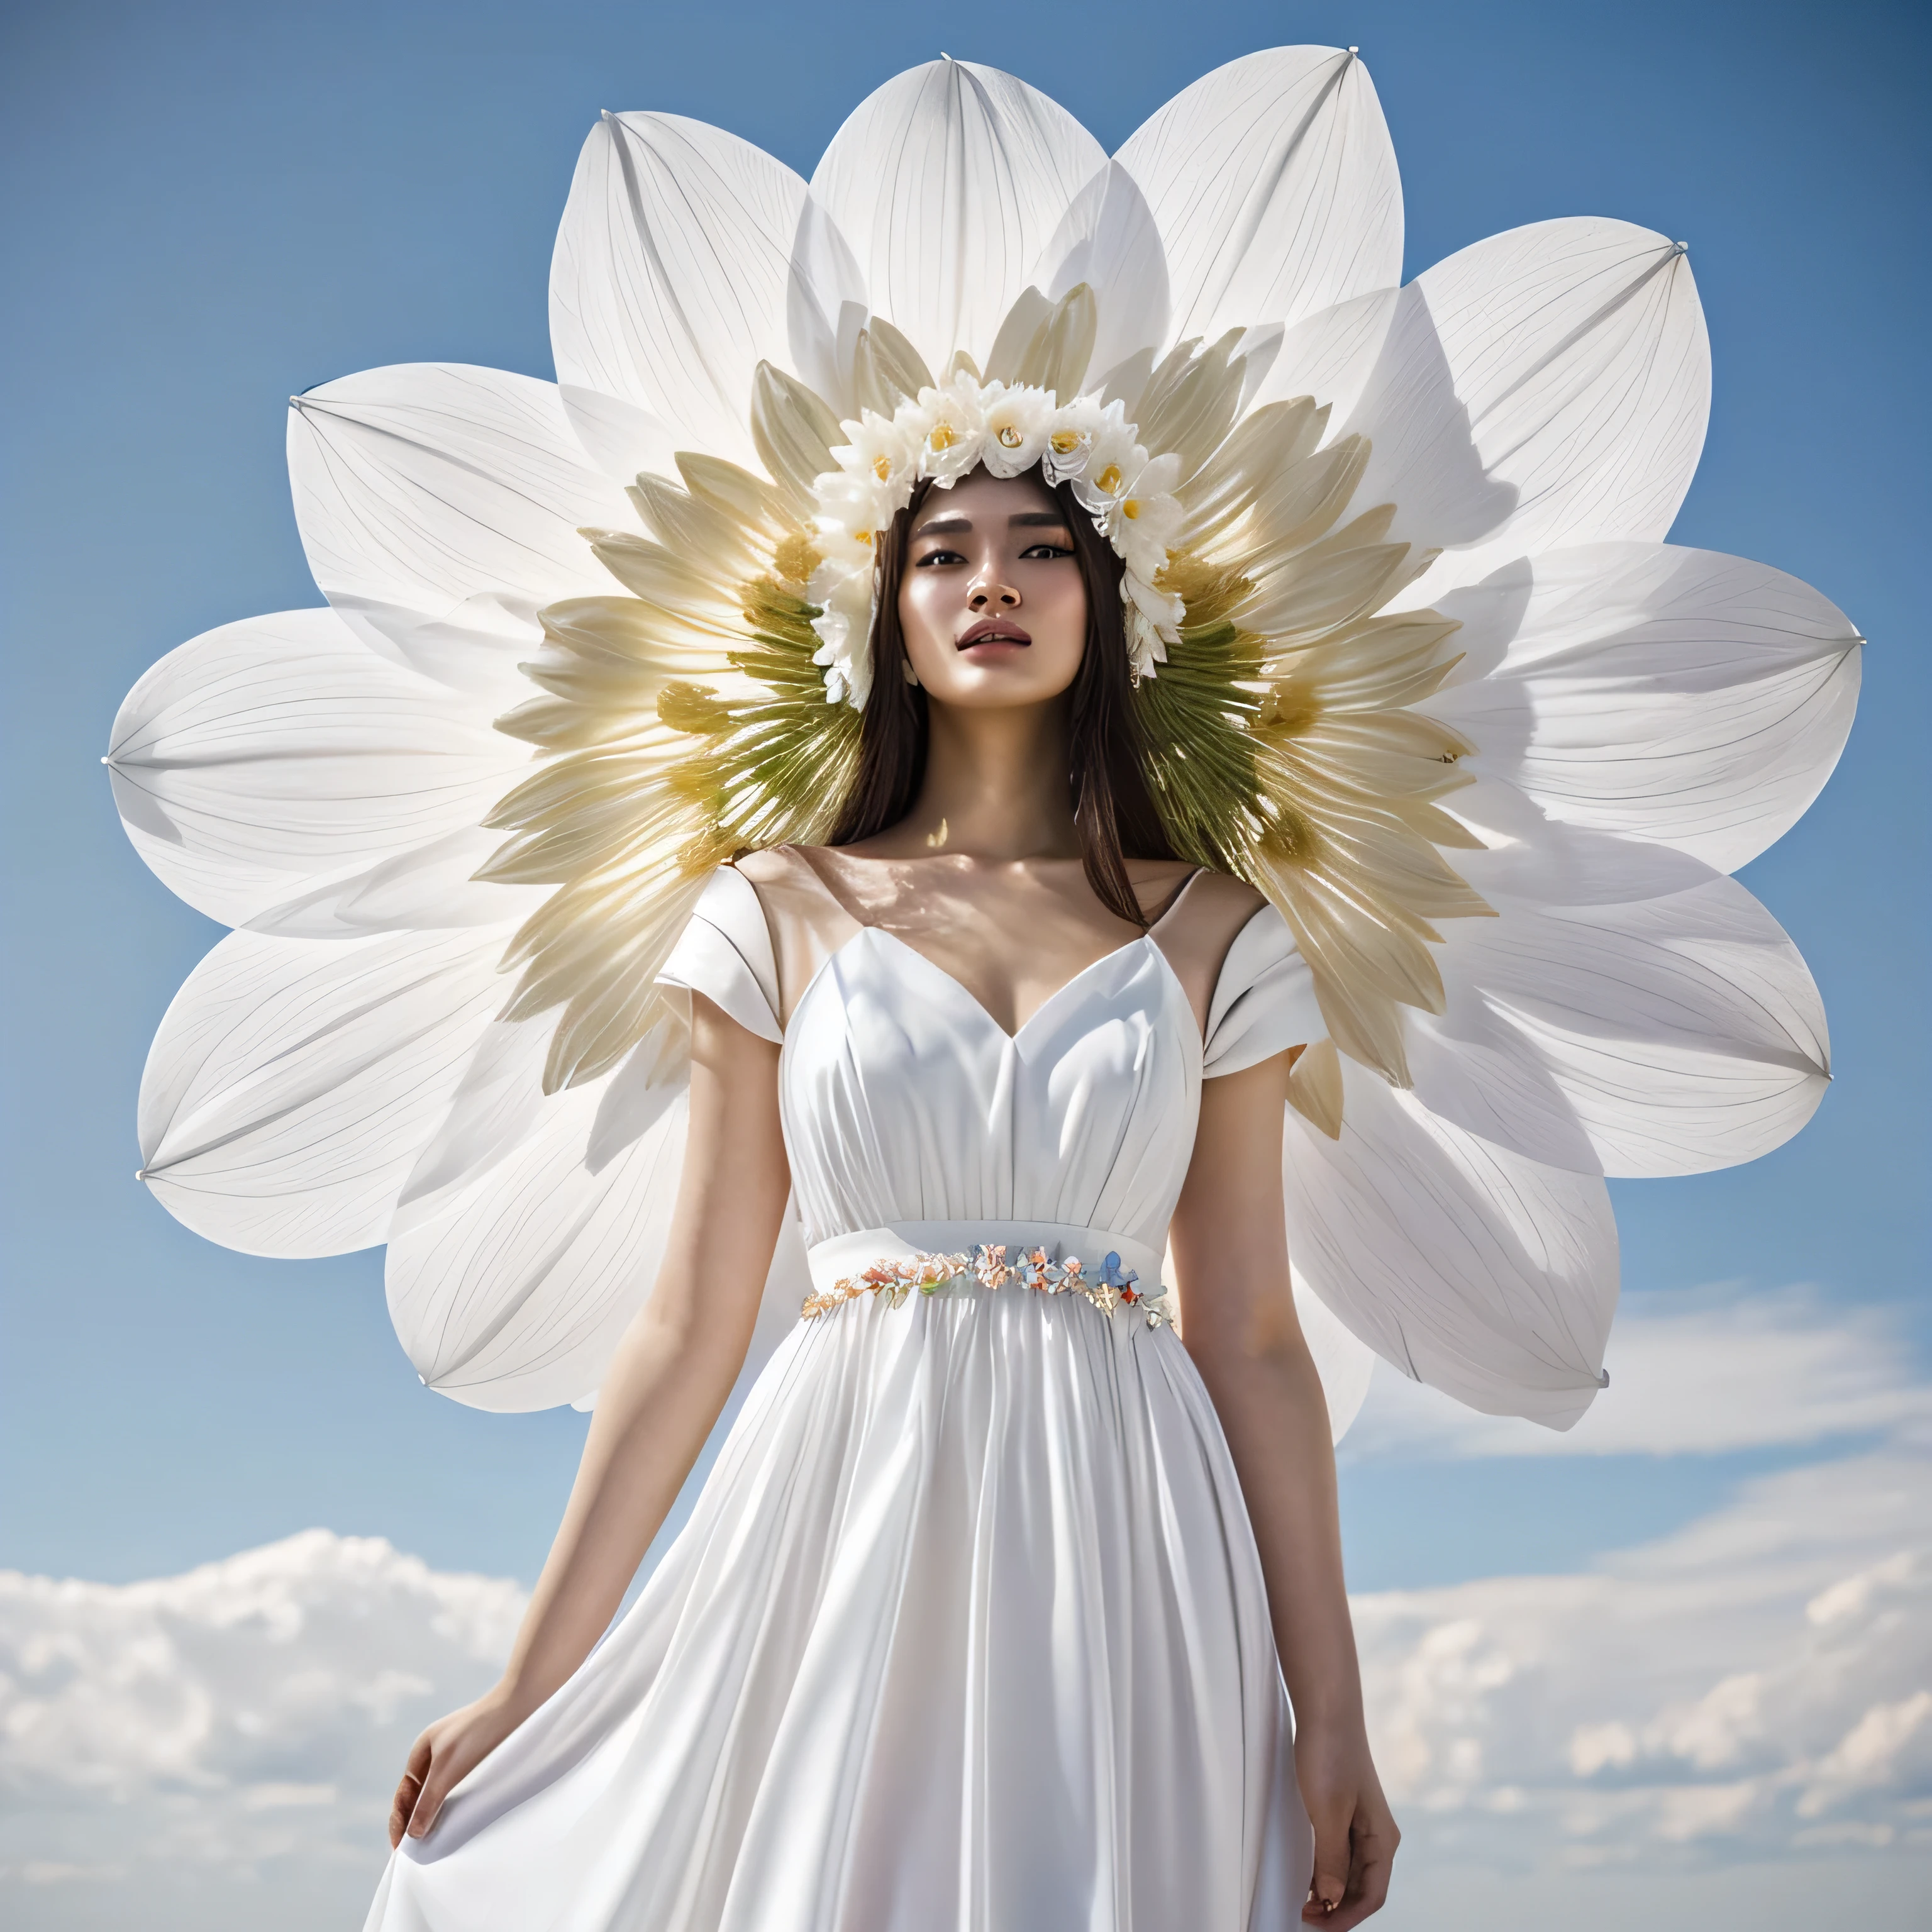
left=109, top=50, right=1859, bottom=1428
left=806, top=360, right=1185, bottom=705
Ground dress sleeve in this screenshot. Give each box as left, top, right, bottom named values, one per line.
left=656, top=866, right=784, bottom=1044
left=1202, top=903, right=1325, bottom=1076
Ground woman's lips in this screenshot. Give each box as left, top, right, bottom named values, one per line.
left=957, top=617, right=1033, bottom=649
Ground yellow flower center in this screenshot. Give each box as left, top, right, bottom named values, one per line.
left=872, top=454, right=892, bottom=480
left=1096, top=464, right=1122, bottom=494
left=1050, top=430, right=1082, bottom=455
left=997, top=425, right=1023, bottom=448
left=1121, top=499, right=1141, bottom=519
left=928, top=423, right=958, bottom=452
left=855, top=528, right=874, bottom=547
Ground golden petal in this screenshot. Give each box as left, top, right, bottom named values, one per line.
left=1238, top=539, right=1414, bottom=641
left=982, top=287, right=1054, bottom=385
left=1175, top=396, right=1325, bottom=548
left=628, top=475, right=767, bottom=576
left=852, top=318, right=934, bottom=417
left=1013, top=283, right=1097, bottom=398
left=750, top=362, right=841, bottom=515
left=1286, top=1037, right=1345, bottom=1138
left=1247, top=435, right=1370, bottom=553
left=1135, top=330, right=1248, bottom=479
left=674, top=452, right=799, bottom=540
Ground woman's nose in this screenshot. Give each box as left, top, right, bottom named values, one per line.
left=967, top=575, right=1021, bottom=611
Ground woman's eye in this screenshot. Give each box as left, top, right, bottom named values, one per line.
left=1019, top=541, right=1074, bottom=560
left=914, top=547, right=967, bottom=567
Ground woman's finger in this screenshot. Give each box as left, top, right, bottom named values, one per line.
left=1326, top=1811, right=1398, bottom=1929
left=1301, top=1802, right=1352, bottom=1919
left=387, top=1768, right=422, bottom=1850
left=408, top=1756, right=464, bottom=1840
left=388, top=1733, right=435, bottom=1848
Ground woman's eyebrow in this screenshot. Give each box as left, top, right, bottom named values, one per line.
left=912, top=509, right=1071, bottom=536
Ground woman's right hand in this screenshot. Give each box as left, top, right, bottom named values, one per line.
left=387, top=1685, right=525, bottom=1849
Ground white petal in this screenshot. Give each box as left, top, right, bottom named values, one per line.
left=1431, top=874, right=1830, bottom=1178
left=241, top=826, right=548, bottom=940
left=386, top=1056, right=688, bottom=1412
left=287, top=363, right=633, bottom=686
left=1028, top=160, right=1171, bottom=380
left=785, top=196, right=870, bottom=416
left=106, top=608, right=532, bottom=930
left=137, top=930, right=509, bottom=1258
left=550, top=113, right=806, bottom=464
left=1445, top=779, right=1724, bottom=908
left=386, top=1018, right=811, bottom=1413
left=1355, top=220, right=1709, bottom=594
left=1116, top=47, right=1402, bottom=346
left=1293, top=1274, right=1379, bottom=1442
left=1430, top=543, right=1862, bottom=871
left=809, top=58, right=1104, bottom=378
left=556, top=383, right=683, bottom=486
left=1285, top=1060, right=1617, bottom=1427
left=1403, top=990, right=1602, bottom=1177
left=1256, top=282, right=1400, bottom=425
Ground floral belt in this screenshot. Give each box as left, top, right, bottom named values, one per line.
left=801, top=1223, right=1175, bottom=1330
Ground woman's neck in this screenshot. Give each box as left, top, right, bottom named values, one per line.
left=871, top=697, right=1078, bottom=863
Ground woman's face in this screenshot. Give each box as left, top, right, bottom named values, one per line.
left=896, top=469, right=1089, bottom=710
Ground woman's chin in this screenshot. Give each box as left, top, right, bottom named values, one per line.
left=923, top=652, right=1082, bottom=709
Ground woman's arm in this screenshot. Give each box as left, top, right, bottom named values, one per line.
left=1169, top=1053, right=1398, bottom=1927
left=389, top=991, right=790, bottom=1846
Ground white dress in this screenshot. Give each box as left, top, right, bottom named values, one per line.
left=365, top=868, right=1324, bottom=1931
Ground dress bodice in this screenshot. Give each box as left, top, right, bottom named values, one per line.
left=660, top=865, right=1324, bottom=1267
left=781, top=926, right=1201, bottom=1253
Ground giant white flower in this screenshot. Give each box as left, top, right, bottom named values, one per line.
left=108, top=49, right=1860, bottom=1430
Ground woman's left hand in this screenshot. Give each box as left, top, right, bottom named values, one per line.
left=1295, top=1719, right=1399, bottom=1926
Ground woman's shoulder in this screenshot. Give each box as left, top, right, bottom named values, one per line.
left=731, top=846, right=800, bottom=891
left=1147, top=863, right=1265, bottom=929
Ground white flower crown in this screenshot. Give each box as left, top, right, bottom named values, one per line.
left=806, top=373, right=1185, bottom=708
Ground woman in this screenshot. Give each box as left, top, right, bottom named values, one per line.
left=106, top=45, right=1853, bottom=1932
left=372, top=460, right=1396, bottom=1928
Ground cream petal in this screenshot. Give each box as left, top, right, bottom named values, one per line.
left=287, top=363, right=634, bottom=681
left=1028, top=160, right=1171, bottom=381
left=1430, top=542, right=1863, bottom=871
left=1430, top=871, right=1830, bottom=1179
left=1284, top=1058, right=1617, bottom=1428
left=1335, top=220, right=1709, bottom=594
left=550, top=112, right=806, bottom=464
left=136, top=930, right=511, bottom=1259
left=809, top=58, right=1104, bottom=379
left=105, top=608, right=533, bottom=930
left=1116, top=46, right=1402, bottom=347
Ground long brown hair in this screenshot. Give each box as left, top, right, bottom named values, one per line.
left=826, top=470, right=1177, bottom=926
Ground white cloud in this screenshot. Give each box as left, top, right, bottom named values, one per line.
left=1357, top=1441, right=1932, bottom=1890
left=0, top=1530, right=521, bottom=1929
left=1345, top=1282, right=1932, bottom=1460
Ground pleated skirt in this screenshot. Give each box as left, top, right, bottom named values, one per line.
left=366, top=1289, right=1310, bottom=1931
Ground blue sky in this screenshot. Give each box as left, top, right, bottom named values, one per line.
left=1, top=1, right=1928, bottom=1920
